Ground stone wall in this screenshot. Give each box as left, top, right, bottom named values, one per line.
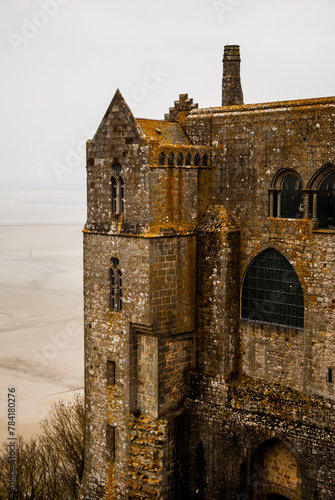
left=187, top=98, right=335, bottom=399
left=185, top=395, right=335, bottom=499
left=81, top=50, right=335, bottom=499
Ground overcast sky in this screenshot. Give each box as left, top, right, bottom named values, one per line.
left=1, top=0, right=335, bottom=191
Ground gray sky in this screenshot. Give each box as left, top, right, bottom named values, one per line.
left=1, top=0, right=335, bottom=190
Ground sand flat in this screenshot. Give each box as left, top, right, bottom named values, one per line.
left=0, top=224, right=84, bottom=438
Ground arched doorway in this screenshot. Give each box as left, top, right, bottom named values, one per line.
left=250, top=438, right=302, bottom=500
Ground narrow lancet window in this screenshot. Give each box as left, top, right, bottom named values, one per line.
left=110, top=262, right=123, bottom=312
left=111, top=176, right=124, bottom=216
left=110, top=269, right=115, bottom=311
left=158, top=152, right=165, bottom=165
left=186, top=153, right=192, bottom=166
left=202, top=153, right=209, bottom=166
left=194, top=153, right=201, bottom=166
left=168, top=152, right=174, bottom=166
left=111, top=177, right=117, bottom=214
left=117, top=270, right=122, bottom=311
left=317, top=172, right=335, bottom=228
left=106, top=424, right=115, bottom=462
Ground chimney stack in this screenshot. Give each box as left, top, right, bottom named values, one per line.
left=222, top=45, right=244, bottom=106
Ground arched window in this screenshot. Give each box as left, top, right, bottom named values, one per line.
left=111, top=177, right=117, bottom=214
left=119, top=177, right=124, bottom=214
left=110, top=263, right=122, bottom=312
left=194, top=153, right=201, bottom=166
left=111, top=176, right=124, bottom=216
left=317, top=171, right=335, bottom=228
left=158, top=152, right=165, bottom=165
left=281, top=175, right=303, bottom=218
left=168, top=152, right=174, bottom=166
left=241, top=248, right=304, bottom=329
left=177, top=153, right=183, bottom=166
left=186, top=153, right=192, bottom=166
left=270, top=171, right=303, bottom=218
left=202, top=153, right=209, bottom=167
left=110, top=268, right=115, bottom=310
left=117, top=270, right=122, bottom=311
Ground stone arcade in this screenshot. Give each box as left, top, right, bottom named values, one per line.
left=80, top=46, right=335, bottom=499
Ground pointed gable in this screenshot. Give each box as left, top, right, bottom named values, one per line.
left=90, top=89, right=144, bottom=147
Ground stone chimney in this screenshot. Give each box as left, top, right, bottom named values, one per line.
left=222, top=45, right=244, bottom=106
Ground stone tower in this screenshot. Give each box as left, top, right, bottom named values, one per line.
left=222, top=44, right=243, bottom=105
left=80, top=46, right=335, bottom=499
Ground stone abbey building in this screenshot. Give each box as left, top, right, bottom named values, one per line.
left=80, top=46, right=335, bottom=499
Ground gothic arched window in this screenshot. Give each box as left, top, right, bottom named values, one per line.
left=110, top=261, right=122, bottom=312
left=317, top=171, right=335, bottom=228
left=269, top=170, right=304, bottom=219
left=117, top=270, right=122, bottom=311
left=186, top=153, right=192, bottom=166
left=202, top=153, right=209, bottom=167
left=177, top=153, right=183, bottom=166
left=241, top=248, right=304, bottom=329
left=111, top=177, right=117, bottom=214
left=119, top=177, right=124, bottom=214
left=110, top=268, right=115, bottom=310
left=194, top=153, right=201, bottom=166
left=281, top=175, right=303, bottom=218
left=111, top=176, right=124, bottom=216
left=168, top=152, right=174, bottom=166
left=158, top=152, right=165, bottom=165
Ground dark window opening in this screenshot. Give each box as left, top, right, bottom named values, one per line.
left=281, top=175, right=303, bottom=218
left=273, top=189, right=278, bottom=217
left=106, top=424, right=115, bottom=462
left=194, top=153, right=201, bottom=166
left=111, top=177, right=117, bottom=214
left=202, top=153, right=209, bottom=167
left=117, top=270, right=122, bottom=311
left=111, top=176, right=124, bottom=216
left=317, top=172, right=335, bottom=228
left=168, top=152, right=174, bottom=165
left=110, top=264, right=122, bottom=312
left=186, top=153, right=192, bottom=166
left=328, top=368, right=333, bottom=383
left=110, top=269, right=115, bottom=311
left=177, top=153, right=183, bottom=166
left=241, top=248, right=304, bottom=329
left=158, top=152, right=165, bottom=165
left=107, top=361, right=116, bottom=386
left=119, top=177, right=124, bottom=214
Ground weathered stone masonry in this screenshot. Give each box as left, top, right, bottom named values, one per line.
left=80, top=45, right=335, bottom=499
